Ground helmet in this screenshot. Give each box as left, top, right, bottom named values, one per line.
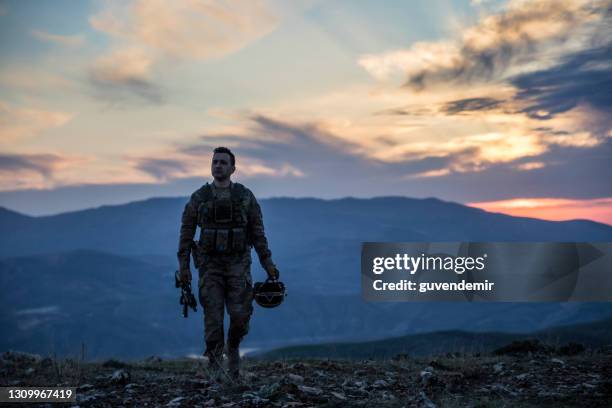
left=253, top=279, right=286, bottom=308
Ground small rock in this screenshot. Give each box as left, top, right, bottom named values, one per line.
left=314, top=370, right=329, bottom=378
left=78, top=384, right=94, bottom=391
left=330, top=391, right=346, bottom=400
left=24, top=367, right=35, bottom=375
left=167, top=396, right=186, bottom=407
left=287, top=373, right=304, bottom=384
left=110, top=369, right=130, bottom=385
left=372, top=379, right=389, bottom=389
left=258, top=382, right=280, bottom=397
left=420, top=368, right=434, bottom=386
left=493, top=362, right=505, bottom=373
left=551, top=358, right=565, bottom=366
left=298, top=385, right=323, bottom=396
left=381, top=391, right=396, bottom=400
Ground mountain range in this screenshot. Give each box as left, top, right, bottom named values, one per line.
left=1, top=196, right=611, bottom=359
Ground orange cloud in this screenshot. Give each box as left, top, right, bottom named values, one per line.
left=468, top=197, right=612, bottom=225
left=91, top=47, right=155, bottom=83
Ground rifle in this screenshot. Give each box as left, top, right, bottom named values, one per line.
left=174, top=270, right=197, bottom=318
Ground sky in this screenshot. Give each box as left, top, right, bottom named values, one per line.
left=0, top=0, right=610, bottom=224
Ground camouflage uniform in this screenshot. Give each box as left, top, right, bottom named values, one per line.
left=177, top=181, right=275, bottom=366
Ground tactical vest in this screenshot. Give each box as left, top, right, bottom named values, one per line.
left=195, top=182, right=249, bottom=255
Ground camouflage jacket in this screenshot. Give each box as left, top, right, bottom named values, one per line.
left=177, top=181, right=274, bottom=271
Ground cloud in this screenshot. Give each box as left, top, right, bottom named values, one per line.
left=30, top=30, right=86, bottom=47
left=514, top=161, right=545, bottom=171
left=0, top=67, right=73, bottom=91
left=178, top=114, right=503, bottom=182
left=0, top=153, right=67, bottom=190
left=89, top=47, right=163, bottom=104
left=511, top=42, right=612, bottom=136
left=441, top=97, right=505, bottom=115
left=88, top=0, right=278, bottom=102
left=359, top=0, right=608, bottom=88
left=174, top=109, right=603, bottom=195
left=1, top=120, right=610, bottom=213
left=133, top=158, right=193, bottom=182
left=351, top=0, right=611, bottom=181
left=0, top=151, right=154, bottom=191
left=90, top=0, right=278, bottom=60
left=429, top=137, right=612, bottom=202
left=0, top=101, right=74, bottom=142
left=0, top=153, right=62, bottom=177
left=176, top=114, right=368, bottom=181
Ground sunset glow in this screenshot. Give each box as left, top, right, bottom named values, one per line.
left=468, top=198, right=612, bottom=226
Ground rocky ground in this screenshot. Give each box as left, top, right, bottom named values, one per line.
left=2, top=341, right=611, bottom=407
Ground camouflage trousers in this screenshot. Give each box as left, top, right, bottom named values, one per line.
left=197, top=251, right=254, bottom=362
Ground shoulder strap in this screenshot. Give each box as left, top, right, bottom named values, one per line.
left=202, top=183, right=213, bottom=201
left=191, top=183, right=213, bottom=211
left=231, top=182, right=247, bottom=202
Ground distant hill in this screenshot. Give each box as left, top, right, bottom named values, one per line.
left=2, top=250, right=612, bottom=360
left=257, top=317, right=612, bottom=360
left=1, top=196, right=611, bottom=295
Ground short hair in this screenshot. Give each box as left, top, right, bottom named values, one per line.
left=213, top=146, right=235, bottom=166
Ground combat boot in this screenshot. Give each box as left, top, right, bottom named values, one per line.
left=225, top=344, right=241, bottom=380
left=204, top=349, right=224, bottom=382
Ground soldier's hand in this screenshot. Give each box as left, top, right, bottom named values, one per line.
left=266, top=265, right=280, bottom=281
left=179, top=267, right=192, bottom=284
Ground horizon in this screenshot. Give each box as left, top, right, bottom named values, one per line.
left=1, top=190, right=610, bottom=227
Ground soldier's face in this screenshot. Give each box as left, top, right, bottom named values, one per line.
left=211, top=152, right=235, bottom=181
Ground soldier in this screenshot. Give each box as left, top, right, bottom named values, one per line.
left=177, top=146, right=279, bottom=379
